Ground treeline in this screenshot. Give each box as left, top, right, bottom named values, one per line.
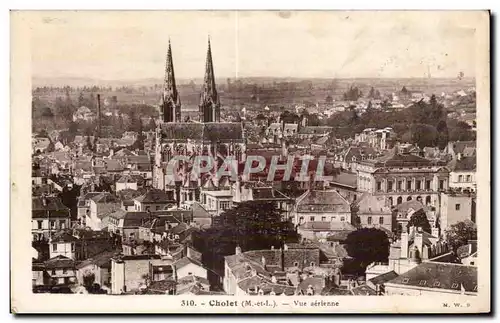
left=323, top=94, right=475, bottom=148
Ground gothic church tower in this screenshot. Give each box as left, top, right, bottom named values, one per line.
left=199, top=38, right=221, bottom=123
left=159, top=40, right=181, bottom=123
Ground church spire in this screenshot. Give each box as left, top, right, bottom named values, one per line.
left=200, top=37, right=220, bottom=122
left=160, top=39, right=181, bottom=123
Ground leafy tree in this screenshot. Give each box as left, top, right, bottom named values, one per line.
left=40, top=107, right=55, bottom=118
left=436, top=120, right=449, bottom=150
left=82, top=273, right=95, bottom=291
left=192, top=201, right=299, bottom=275
left=68, top=121, right=79, bottom=135
left=343, top=86, right=362, bottom=101
left=128, top=110, right=142, bottom=132
left=325, top=95, right=333, bottom=104
left=77, top=92, right=85, bottom=107
left=86, top=135, right=93, bottom=151
left=344, top=228, right=390, bottom=270
left=407, top=209, right=432, bottom=234
left=445, top=220, right=477, bottom=252
left=147, top=116, right=156, bottom=131
left=131, top=121, right=145, bottom=151
left=409, top=123, right=438, bottom=148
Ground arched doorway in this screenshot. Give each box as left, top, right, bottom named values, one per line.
left=397, top=196, right=403, bottom=204
left=388, top=197, right=393, bottom=206
left=407, top=196, right=412, bottom=201
left=425, top=196, right=431, bottom=205
left=416, top=196, right=422, bottom=203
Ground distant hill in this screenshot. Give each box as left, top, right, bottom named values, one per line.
left=32, top=75, right=475, bottom=91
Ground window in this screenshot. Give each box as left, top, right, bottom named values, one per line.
left=451, top=283, right=459, bottom=289
left=293, top=262, right=299, bottom=267
left=433, top=282, right=440, bottom=287
left=388, top=181, right=393, bottom=191
left=367, top=216, right=372, bottom=225
left=321, top=216, right=326, bottom=222
left=52, top=244, right=57, bottom=252
left=331, top=217, right=336, bottom=222
left=419, top=280, right=426, bottom=286
left=60, top=220, right=65, bottom=229
left=310, top=262, right=315, bottom=267
left=50, top=221, right=56, bottom=229
left=439, top=180, right=445, bottom=190
left=455, top=204, right=461, bottom=211
left=37, top=220, right=42, bottom=229
left=402, top=278, right=409, bottom=284
left=63, top=268, right=67, bottom=274
left=426, top=180, right=431, bottom=190
left=466, top=175, right=471, bottom=182
left=376, top=181, right=382, bottom=191
left=458, top=175, right=463, bottom=182
left=220, top=201, right=231, bottom=210
left=379, top=217, right=384, bottom=225
left=71, top=243, right=75, bottom=252
left=51, top=270, right=56, bottom=275
left=406, top=180, right=412, bottom=190
left=470, top=262, right=475, bottom=266
left=340, top=216, right=345, bottom=222
left=397, top=181, right=403, bottom=191
left=416, top=180, right=421, bottom=190
left=299, top=217, right=304, bottom=223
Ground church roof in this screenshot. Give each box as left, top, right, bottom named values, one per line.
left=160, top=122, right=243, bottom=141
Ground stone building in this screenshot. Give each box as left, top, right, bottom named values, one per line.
left=356, top=149, right=449, bottom=210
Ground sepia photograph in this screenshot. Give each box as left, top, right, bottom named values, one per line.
left=10, top=10, right=490, bottom=313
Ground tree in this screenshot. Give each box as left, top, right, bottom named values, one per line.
left=131, top=121, right=145, bottom=151
left=148, top=116, right=156, bottom=131
left=325, top=95, right=333, bottom=104
left=77, top=92, right=85, bottom=107
left=82, top=273, right=95, bottom=291
left=409, top=123, right=438, bottom=148
left=86, top=135, right=93, bottom=151
left=445, top=220, right=477, bottom=252
left=343, top=86, right=362, bottom=101
left=68, top=121, right=79, bottom=135
left=192, top=201, right=299, bottom=275
left=407, top=209, right=432, bottom=234
left=40, top=107, right=55, bottom=118
left=436, top=120, right=449, bottom=150
left=344, top=228, right=390, bottom=270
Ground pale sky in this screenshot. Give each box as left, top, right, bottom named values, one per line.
left=28, top=11, right=479, bottom=80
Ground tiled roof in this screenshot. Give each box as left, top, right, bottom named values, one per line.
left=386, top=262, right=478, bottom=293
left=44, top=255, right=75, bottom=269
left=50, top=231, right=77, bottom=243
left=299, top=126, right=333, bottom=135
left=355, top=193, right=391, bottom=214
left=299, top=221, right=356, bottom=232
left=350, top=284, right=377, bottom=295
left=160, top=122, right=244, bottom=141
left=296, top=190, right=350, bottom=213
left=32, top=196, right=71, bottom=219
left=172, top=257, right=204, bottom=270
left=368, top=270, right=399, bottom=286
left=135, top=189, right=176, bottom=204
left=330, top=171, right=357, bottom=188
left=448, top=156, right=476, bottom=172
left=251, top=188, right=291, bottom=201
left=146, top=280, right=177, bottom=294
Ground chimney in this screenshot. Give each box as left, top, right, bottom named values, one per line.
left=414, top=229, right=424, bottom=256
left=235, top=245, right=242, bottom=255
left=400, top=225, right=409, bottom=259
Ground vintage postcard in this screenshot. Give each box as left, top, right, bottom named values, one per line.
left=10, top=10, right=490, bottom=313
